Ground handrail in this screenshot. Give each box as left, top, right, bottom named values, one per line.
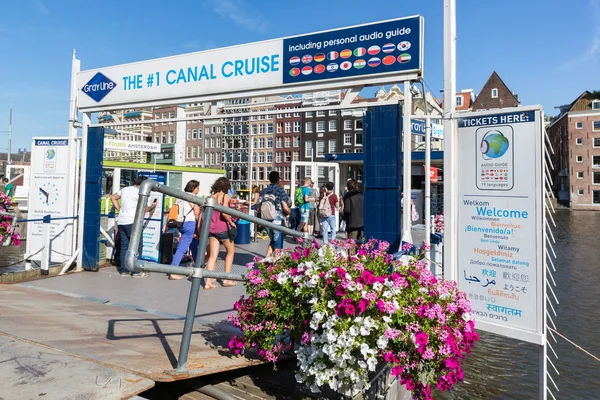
left=124, top=179, right=311, bottom=373
left=16, top=216, right=79, bottom=223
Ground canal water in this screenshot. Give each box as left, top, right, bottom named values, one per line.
left=439, top=210, right=600, bottom=399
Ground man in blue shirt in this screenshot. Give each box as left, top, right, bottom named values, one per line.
left=257, top=171, right=292, bottom=257
left=296, top=177, right=315, bottom=234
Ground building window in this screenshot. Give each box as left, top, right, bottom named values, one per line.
left=344, top=149, right=352, bottom=153
left=595, top=172, right=600, bottom=184
left=293, top=151, right=299, bottom=161
left=576, top=155, right=583, bottom=163
left=277, top=123, right=283, bottom=133
left=306, top=122, right=314, bottom=133
left=284, top=167, right=291, bottom=181
left=593, top=100, right=600, bottom=110
left=329, top=110, right=337, bottom=116
left=355, top=148, right=363, bottom=153
left=329, top=139, right=337, bottom=153
left=355, top=120, right=364, bottom=130
left=197, top=146, right=202, bottom=159
left=285, top=122, right=292, bottom=133
left=593, top=155, right=600, bottom=168
left=267, top=137, right=273, bottom=148
left=276, top=152, right=282, bottom=163
left=276, top=138, right=282, bottom=148
left=192, top=147, right=197, bottom=158
left=258, top=152, right=265, bottom=163
left=456, top=96, right=463, bottom=107
left=316, top=140, right=325, bottom=157
left=305, top=141, right=313, bottom=158
left=576, top=121, right=583, bottom=129
left=162, top=132, right=167, bottom=144
left=186, top=146, right=191, bottom=159
left=267, top=123, right=273, bottom=133
left=576, top=137, right=583, bottom=145
left=355, top=132, right=363, bottom=146
left=594, top=137, right=600, bottom=147
left=344, top=133, right=352, bottom=145
left=285, top=112, right=291, bottom=118
left=191, top=129, right=196, bottom=139
left=187, top=129, right=191, bottom=140
left=344, top=120, right=352, bottom=130
left=294, top=111, right=300, bottom=117
left=259, top=124, right=265, bottom=134
left=294, top=121, right=301, bottom=132
left=168, top=131, right=174, bottom=143
left=578, top=189, right=585, bottom=195
left=205, top=138, right=210, bottom=148
left=198, top=128, right=203, bottom=138
left=155, top=135, right=160, bottom=143
left=284, top=137, right=291, bottom=148
left=267, top=151, right=273, bottom=162
left=258, top=168, right=265, bottom=181
left=285, top=152, right=291, bottom=162
left=259, top=138, right=265, bottom=148
left=316, top=110, right=326, bottom=117
left=251, top=125, right=257, bottom=135
left=306, top=111, right=313, bottom=118
left=317, top=121, right=326, bottom=132
left=593, top=121, right=600, bottom=131
left=259, top=113, right=266, bottom=120
left=293, top=136, right=300, bottom=147
left=491, top=88, right=498, bottom=98
left=329, top=120, right=337, bottom=131
left=577, top=171, right=584, bottom=179
left=594, top=191, right=600, bottom=203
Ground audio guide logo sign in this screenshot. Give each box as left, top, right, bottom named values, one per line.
left=82, top=72, right=116, bottom=102
left=476, top=126, right=514, bottom=190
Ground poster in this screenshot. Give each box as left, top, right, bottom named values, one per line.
left=139, top=172, right=166, bottom=263
left=457, top=107, right=544, bottom=344
left=26, top=138, right=72, bottom=262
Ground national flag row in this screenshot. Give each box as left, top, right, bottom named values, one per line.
left=289, top=41, right=411, bottom=65
left=289, top=54, right=412, bottom=77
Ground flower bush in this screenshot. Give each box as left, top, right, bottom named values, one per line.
left=228, top=239, right=478, bottom=399
left=229, top=198, right=249, bottom=223
left=0, top=192, right=20, bottom=246
left=431, top=214, right=444, bottom=234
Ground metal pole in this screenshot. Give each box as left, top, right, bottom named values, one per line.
left=177, top=197, right=215, bottom=372
left=76, top=113, right=90, bottom=271
left=401, top=81, right=413, bottom=244
left=67, top=51, right=80, bottom=257
left=443, top=0, right=457, bottom=281
left=41, top=215, right=50, bottom=275
left=425, top=117, right=431, bottom=260
left=7, top=103, right=12, bottom=176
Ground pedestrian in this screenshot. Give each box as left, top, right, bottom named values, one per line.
left=202, top=177, right=237, bottom=290
left=3, top=178, right=13, bottom=199
left=295, top=177, right=315, bottom=233
left=111, top=176, right=157, bottom=277
left=307, top=180, right=319, bottom=236
left=256, top=171, right=291, bottom=258
left=342, top=179, right=364, bottom=241
left=250, top=185, right=261, bottom=208
left=319, top=181, right=339, bottom=244
left=168, top=180, right=201, bottom=280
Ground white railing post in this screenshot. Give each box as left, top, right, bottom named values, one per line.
left=41, top=215, right=51, bottom=275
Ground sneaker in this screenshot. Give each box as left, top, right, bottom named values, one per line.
left=119, top=272, right=130, bottom=277
left=131, top=272, right=150, bottom=278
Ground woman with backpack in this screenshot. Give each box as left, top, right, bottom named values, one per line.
left=319, top=181, right=339, bottom=245
left=201, top=177, right=237, bottom=290
left=169, top=180, right=201, bottom=280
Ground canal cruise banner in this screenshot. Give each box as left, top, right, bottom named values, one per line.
left=457, top=106, right=545, bottom=345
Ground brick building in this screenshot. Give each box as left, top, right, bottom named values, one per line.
left=249, top=102, right=276, bottom=189
left=472, top=71, right=520, bottom=111
left=273, top=102, right=302, bottom=188
left=547, top=91, right=600, bottom=209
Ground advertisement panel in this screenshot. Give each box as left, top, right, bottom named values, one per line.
left=26, top=138, right=72, bottom=262
left=138, top=172, right=166, bottom=263
left=76, top=16, right=422, bottom=109
left=457, top=107, right=544, bottom=345
left=104, top=139, right=161, bottom=153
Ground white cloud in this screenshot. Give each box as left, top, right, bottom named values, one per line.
left=33, top=0, right=50, bottom=15
left=207, top=0, right=268, bottom=33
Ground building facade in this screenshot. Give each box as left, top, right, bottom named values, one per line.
left=273, top=102, right=302, bottom=189
left=471, top=71, right=520, bottom=111
left=99, top=108, right=153, bottom=163
left=547, top=91, right=600, bottom=209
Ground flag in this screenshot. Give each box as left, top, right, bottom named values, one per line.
left=289, top=68, right=300, bottom=77
left=353, top=47, right=366, bottom=57
left=382, top=55, right=396, bottom=65
left=382, top=43, right=395, bottom=53
left=340, top=61, right=352, bottom=70
left=314, top=53, right=326, bottom=62
left=398, top=41, right=411, bottom=51
left=289, top=56, right=300, bottom=65
left=368, top=57, right=381, bottom=67
left=426, top=166, right=439, bottom=182
left=340, top=49, right=352, bottom=59
left=368, top=45, right=380, bottom=55
left=302, top=54, right=313, bottom=64
left=301, top=66, right=313, bottom=75
left=314, top=64, right=326, bottom=74
left=327, top=63, right=339, bottom=72
left=397, top=53, right=412, bottom=63
left=327, top=51, right=339, bottom=60
left=353, top=59, right=366, bottom=69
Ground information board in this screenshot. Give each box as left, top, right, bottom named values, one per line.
left=457, top=106, right=544, bottom=345
left=26, top=138, right=72, bottom=262
left=139, top=172, right=166, bottom=263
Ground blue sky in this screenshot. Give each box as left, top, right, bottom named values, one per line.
left=0, top=0, right=599, bottom=151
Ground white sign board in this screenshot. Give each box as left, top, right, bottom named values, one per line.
left=26, top=138, right=72, bottom=262
left=76, top=16, right=423, bottom=109
left=457, top=106, right=544, bottom=345
left=104, top=139, right=161, bottom=153
left=138, top=172, right=166, bottom=263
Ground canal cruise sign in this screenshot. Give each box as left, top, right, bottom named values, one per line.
left=456, top=106, right=545, bottom=345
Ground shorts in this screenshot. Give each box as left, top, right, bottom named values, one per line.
left=299, top=208, right=310, bottom=223
left=210, top=231, right=230, bottom=242
left=308, top=209, right=315, bottom=226
left=265, top=214, right=285, bottom=249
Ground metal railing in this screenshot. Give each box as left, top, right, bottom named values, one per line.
left=124, top=179, right=311, bottom=373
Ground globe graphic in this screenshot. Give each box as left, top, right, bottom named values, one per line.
left=481, top=131, right=509, bottom=159
left=46, top=149, right=56, bottom=159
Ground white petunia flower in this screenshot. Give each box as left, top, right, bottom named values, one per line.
left=373, top=282, right=383, bottom=291
left=377, top=335, right=389, bottom=349
left=327, top=300, right=337, bottom=309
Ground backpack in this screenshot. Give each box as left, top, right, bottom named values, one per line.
left=260, top=192, right=278, bottom=221
left=318, top=194, right=333, bottom=219
left=167, top=202, right=192, bottom=228
left=294, top=187, right=305, bottom=207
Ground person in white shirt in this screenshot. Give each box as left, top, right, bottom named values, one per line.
left=111, top=176, right=157, bottom=277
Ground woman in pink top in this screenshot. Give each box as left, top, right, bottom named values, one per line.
left=202, top=177, right=236, bottom=290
